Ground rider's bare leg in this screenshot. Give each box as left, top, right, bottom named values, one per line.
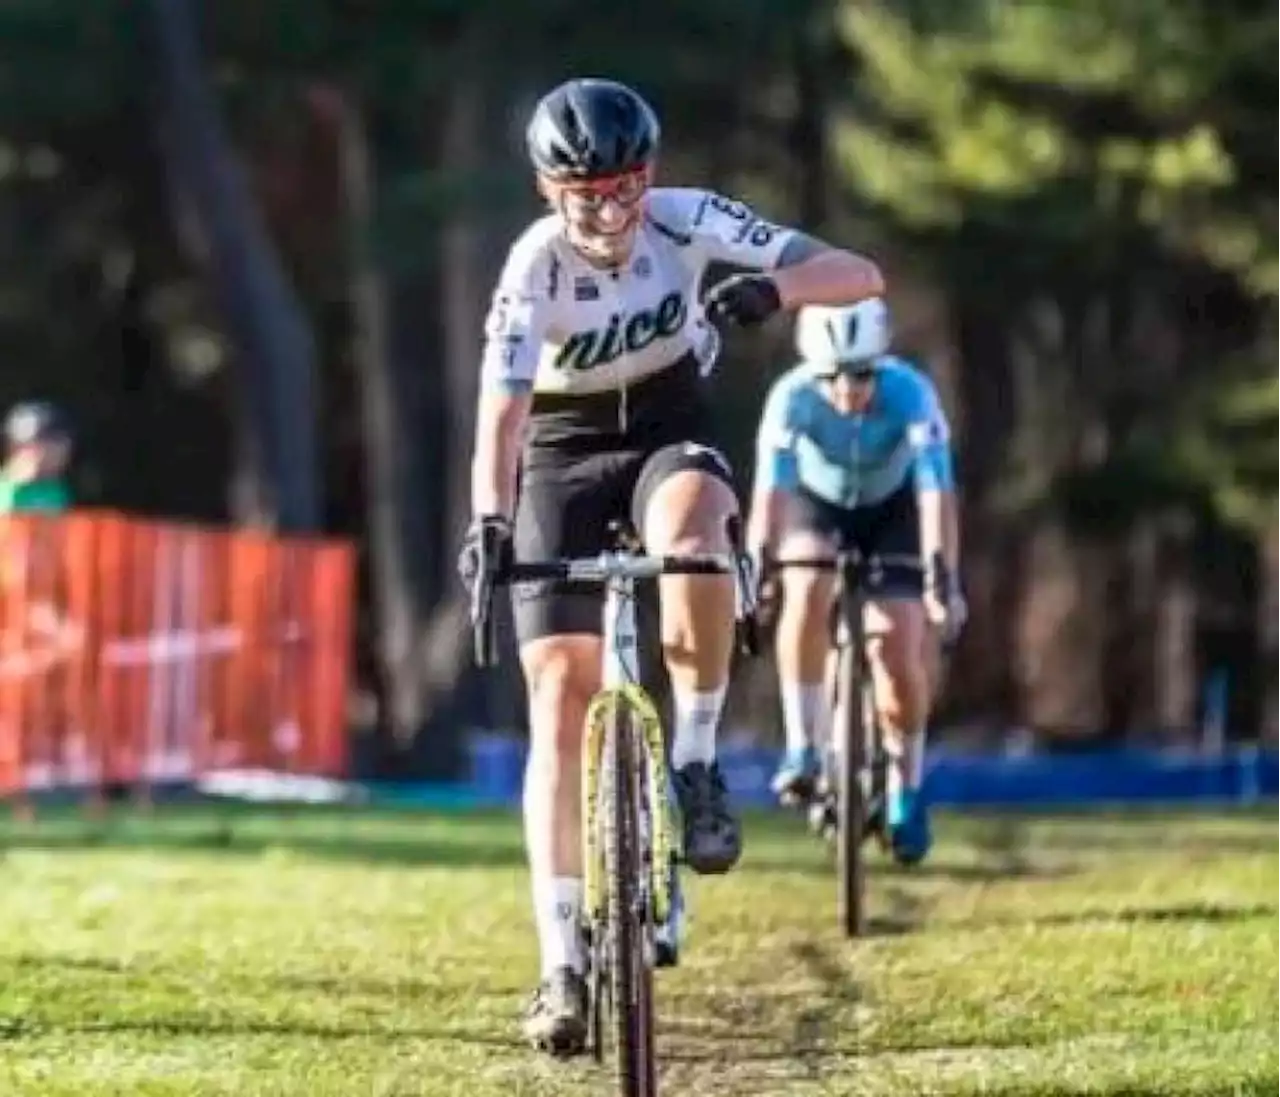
left=864, top=598, right=931, bottom=794
left=519, top=634, right=601, bottom=978
left=775, top=529, right=837, bottom=766
left=643, top=468, right=744, bottom=874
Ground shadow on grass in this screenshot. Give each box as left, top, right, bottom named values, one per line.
left=985, top=900, right=1279, bottom=932
left=955, top=809, right=1280, bottom=858
left=1, top=952, right=529, bottom=1003
left=741, top=806, right=1086, bottom=886
left=0, top=1012, right=525, bottom=1050
left=747, top=849, right=1075, bottom=885
left=661, top=938, right=865, bottom=1075
left=745, top=849, right=1081, bottom=886
left=0, top=802, right=528, bottom=869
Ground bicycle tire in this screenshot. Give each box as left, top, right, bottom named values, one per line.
left=836, top=577, right=868, bottom=939
left=863, top=665, right=890, bottom=853
left=605, top=699, right=657, bottom=1096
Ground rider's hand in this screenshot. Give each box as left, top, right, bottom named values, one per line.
left=748, top=545, right=781, bottom=630
left=704, top=274, right=782, bottom=327
left=924, top=587, right=968, bottom=645
left=457, top=514, right=513, bottom=602
left=924, top=555, right=967, bottom=646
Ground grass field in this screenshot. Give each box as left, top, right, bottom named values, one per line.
left=0, top=802, right=1275, bottom=1096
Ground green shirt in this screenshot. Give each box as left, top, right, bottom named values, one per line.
left=0, top=476, right=71, bottom=515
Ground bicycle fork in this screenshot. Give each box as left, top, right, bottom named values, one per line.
left=582, top=579, right=680, bottom=979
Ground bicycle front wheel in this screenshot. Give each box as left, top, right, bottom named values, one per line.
left=605, top=697, right=657, bottom=1096
left=835, top=613, right=868, bottom=939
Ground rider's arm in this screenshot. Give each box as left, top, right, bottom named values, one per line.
left=747, top=377, right=802, bottom=553
left=671, top=190, right=884, bottom=307
left=470, top=240, right=552, bottom=519
left=770, top=233, right=884, bottom=311
left=907, top=385, right=960, bottom=578
left=471, top=389, right=530, bottom=519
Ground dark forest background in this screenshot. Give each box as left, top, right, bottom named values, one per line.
left=1, top=0, right=1274, bottom=777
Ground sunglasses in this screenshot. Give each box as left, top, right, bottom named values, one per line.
left=820, top=362, right=876, bottom=381
left=546, top=168, right=650, bottom=212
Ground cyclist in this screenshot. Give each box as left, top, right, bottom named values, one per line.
left=455, top=77, right=884, bottom=1055
left=745, top=298, right=965, bottom=866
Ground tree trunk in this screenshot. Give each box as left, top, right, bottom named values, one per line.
left=145, top=0, right=320, bottom=532
left=428, top=56, right=529, bottom=739
left=330, top=90, right=448, bottom=765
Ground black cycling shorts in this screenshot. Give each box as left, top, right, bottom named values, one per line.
left=787, top=483, right=924, bottom=599
left=513, top=355, right=736, bottom=643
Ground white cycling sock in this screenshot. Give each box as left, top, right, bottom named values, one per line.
left=670, top=685, right=727, bottom=769
left=533, top=875, right=584, bottom=978
left=779, top=680, right=825, bottom=755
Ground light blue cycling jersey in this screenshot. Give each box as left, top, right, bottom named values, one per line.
left=753, top=356, right=956, bottom=509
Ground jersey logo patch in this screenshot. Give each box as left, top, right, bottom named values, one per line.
left=703, top=194, right=779, bottom=249
left=907, top=417, right=950, bottom=447
left=554, top=290, right=687, bottom=373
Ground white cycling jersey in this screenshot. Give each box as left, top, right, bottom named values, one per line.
left=480, top=188, right=798, bottom=396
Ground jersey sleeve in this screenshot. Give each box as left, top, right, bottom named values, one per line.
left=904, top=375, right=956, bottom=491
left=663, top=189, right=797, bottom=272
left=479, top=223, right=557, bottom=394
left=754, top=373, right=804, bottom=494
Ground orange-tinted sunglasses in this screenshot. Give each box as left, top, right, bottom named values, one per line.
left=541, top=166, right=651, bottom=211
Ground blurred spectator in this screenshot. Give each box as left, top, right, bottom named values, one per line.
left=0, top=400, right=73, bottom=515
left=0, top=399, right=79, bottom=670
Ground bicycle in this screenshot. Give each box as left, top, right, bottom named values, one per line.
left=471, top=517, right=758, bottom=1096
left=764, top=549, right=923, bottom=938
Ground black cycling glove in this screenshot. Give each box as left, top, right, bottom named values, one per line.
left=704, top=273, right=783, bottom=327
left=457, top=514, right=513, bottom=604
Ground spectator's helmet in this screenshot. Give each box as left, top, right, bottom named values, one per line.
left=527, top=78, right=660, bottom=265
left=795, top=298, right=892, bottom=377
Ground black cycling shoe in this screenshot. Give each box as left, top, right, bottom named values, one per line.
left=523, top=965, right=588, bottom=1057
left=654, top=937, right=679, bottom=969
left=672, top=761, right=742, bottom=875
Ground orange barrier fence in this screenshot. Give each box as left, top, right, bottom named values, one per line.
left=0, top=510, right=355, bottom=803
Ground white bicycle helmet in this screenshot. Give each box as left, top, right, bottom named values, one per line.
left=794, top=298, right=891, bottom=372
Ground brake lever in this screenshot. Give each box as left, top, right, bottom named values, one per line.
left=725, top=515, right=761, bottom=658
left=471, top=569, right=497, bottom=669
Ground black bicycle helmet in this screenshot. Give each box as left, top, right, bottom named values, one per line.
left=5, top=400, right=70, bottom=448
left=526, top=78, right=660, bottom=180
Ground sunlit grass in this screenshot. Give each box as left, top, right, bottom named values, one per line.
left=0, top=804, right=1274, bottom=1095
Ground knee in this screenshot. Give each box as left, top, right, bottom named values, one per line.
left=524, top=646, right=595, bottom=756
left=642, top=470, right=737, bottom=554
left=648, top=510, right=731, bottom=558
left=657, top=529, right=718, bottom=558
left=868, top=630, right=925, bottom=697
left=781, top=574, right=830, bottom=627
